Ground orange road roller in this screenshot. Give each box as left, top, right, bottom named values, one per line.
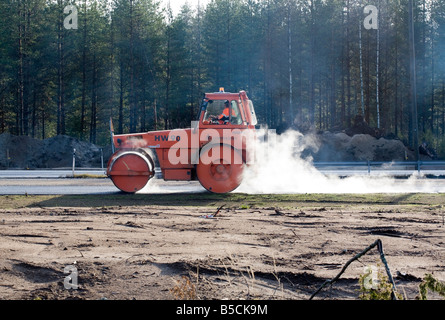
left=107, top=89, right=257, bottom=193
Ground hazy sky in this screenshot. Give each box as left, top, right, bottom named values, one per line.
left=162, top=0, right=210, bottom=15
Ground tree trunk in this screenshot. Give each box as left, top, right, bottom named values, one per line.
left=287, top=1, right=294, bottom=126
left=57, top=0, right=65, bottom=135
left=165, top=26, right=171, bottom=130
left=89, top=52, right=97, bottom=144
left=119, top=58, right=124, bottom=134
left=141, top=84, right=146, bottom=132
left=376, top=0, right=380, bottom=129
left=17, top=0, right=25, bottom=135
left=344, top=0, right=351, bottom=128
left=359, top=10, right=365, bottom=116
left=310, top=0, right=316, bottom=126
left=430, top=7, right=435, bottom=134
left=80, top=0, right=87, bottom=140
left=394, top=28, right=399, bottom=136
left=129, top=0, right=136, bottom=132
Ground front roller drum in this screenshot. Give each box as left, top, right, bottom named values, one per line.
left=196, top=145, right=244, bottom=194
left=107, top=151, right=154, bottom=193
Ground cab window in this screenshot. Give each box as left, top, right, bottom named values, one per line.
left=203, top=100, right=243, bottom=125
left=230, top=100, right=243, bottom=125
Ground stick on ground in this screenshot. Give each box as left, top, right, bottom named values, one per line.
left=309, top=239, right=397, bottom=300
left=213, top=204, right=225, bottom=217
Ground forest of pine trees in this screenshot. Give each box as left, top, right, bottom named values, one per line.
left=1, top=0, right=445, bottom=158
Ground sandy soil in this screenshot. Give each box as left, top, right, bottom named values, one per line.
left=1, top=196, right=444, bottom=301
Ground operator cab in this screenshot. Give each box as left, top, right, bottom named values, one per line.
left=199, top=88, right=256, bottom=127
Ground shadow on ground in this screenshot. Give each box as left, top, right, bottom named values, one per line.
left=0, top=192, right=440, bottom=209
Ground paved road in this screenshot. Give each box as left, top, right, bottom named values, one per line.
left=0, top=172, right=206, bottom=195
left=0, top=169, right=107, bottom=179
left=1, top=169, right=445, bottom=195
left=0, top=178, right=118, bottom=195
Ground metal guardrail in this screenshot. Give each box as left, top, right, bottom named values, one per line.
left=313, top=161, right=445, bottom=175
left=2, top=161, right=445, bottom=178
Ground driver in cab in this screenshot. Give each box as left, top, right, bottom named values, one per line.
left=217, top=100, right=235, bottom=124
left=206, top=100, right=235, bottom=124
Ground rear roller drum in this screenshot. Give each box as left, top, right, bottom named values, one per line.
left=107, top=151, right=154, bottom=193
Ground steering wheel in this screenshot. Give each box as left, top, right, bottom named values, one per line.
left=208, top=115, right=229, bottom=125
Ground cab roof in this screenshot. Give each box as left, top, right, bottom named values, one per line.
left=205, top=90, right=248, bottom=101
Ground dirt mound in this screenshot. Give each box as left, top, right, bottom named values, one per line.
left=310, top=132, right=414, bottom=162
left=0, top=133, right=107, bottom=169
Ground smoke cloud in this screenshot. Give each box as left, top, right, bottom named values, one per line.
left=238, top=129, right=445, bottom=194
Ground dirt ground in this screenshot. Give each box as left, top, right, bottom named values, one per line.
left=0, top=193, right=444, bottom=301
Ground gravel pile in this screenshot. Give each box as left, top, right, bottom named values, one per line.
left=0, top=133, right=107, bottom=169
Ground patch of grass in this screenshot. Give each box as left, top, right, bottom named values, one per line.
left=359, top=264, right=403, bottom=300
left=170, top=276, right=197, bottom=300
left=0, top=195, right=56, bottom=209
left=359, top=268, right=445, bottom=300
left=418, top=274, right=445, bottom=300
left=0, top=192, right=443, bottom=210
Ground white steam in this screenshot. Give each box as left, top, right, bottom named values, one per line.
left=238, top=129, right=445, bottom=194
